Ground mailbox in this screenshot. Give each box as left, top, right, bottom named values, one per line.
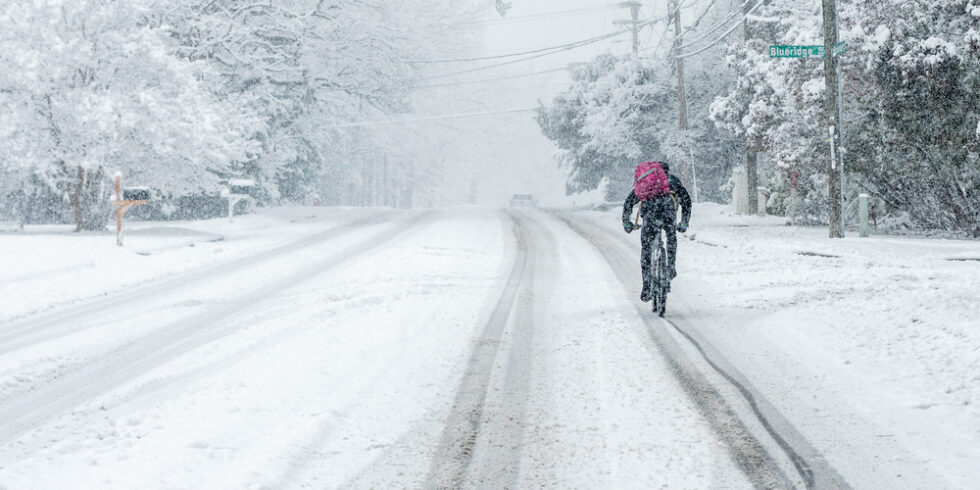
left=224, top=179, right=256, bottom=223
left=228, top=179, right=255, bottom=196
left=122, top=187, right=150, bottom=202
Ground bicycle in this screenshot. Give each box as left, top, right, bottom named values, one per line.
left=648, top=220, right=670, bottom=317
left=629, top=194, right=684, bottom=317
left=630, top=208, right=674, bottom=317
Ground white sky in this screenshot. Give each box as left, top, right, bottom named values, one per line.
left=417, top=1, right=712, bottom=206
left=475, top=1, right=698, bottom=104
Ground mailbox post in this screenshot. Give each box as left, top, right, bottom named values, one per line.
left=111, top=173, right=148, bottom=246
left=222, top=179, right=255, bottom=223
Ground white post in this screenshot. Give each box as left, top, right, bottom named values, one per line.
left=859, top=193, right=870, bottom=237
left=115, top=174, right=123, bottom=246
left=830, top=124, right=845, bottom=236
left=757, top=187, right=767, bottom=216
left=228, top=198, right=235, bottom=223
left=733, top=168, right=749, bottom=215
left=836, top=27, right=847, bottom=238
left=688, top=143, right=699, bottom=203
left=829, top=126, right=837, bottom=170
left=789, top=185, right=798, bottom=226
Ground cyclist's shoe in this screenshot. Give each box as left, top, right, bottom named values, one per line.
left=641, top=286, right=651, bottom=302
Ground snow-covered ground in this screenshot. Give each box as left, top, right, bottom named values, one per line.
left=0, top=207, right=390, bottom=324
left=584, top=203, right=980, bottom=489
left=0, top=204, right=976, bottom=489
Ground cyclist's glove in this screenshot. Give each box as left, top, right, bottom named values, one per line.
left=677, top=222, right=689, bottom=233
left=623, top=221, right=634, bottom=233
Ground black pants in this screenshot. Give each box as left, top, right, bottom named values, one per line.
left=640, top=201, right=677, bottom=292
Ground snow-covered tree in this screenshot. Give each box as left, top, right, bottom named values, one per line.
left=843, top=0, right=980, bottom=234
left=537, top=55, right=676, bottom=201
left=707, top=0, right=979, bottom=234
left=155, top=0, right=478, bottom=206
left=0, top=0, right=253, bottom=230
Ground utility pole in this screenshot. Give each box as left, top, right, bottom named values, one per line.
left=670, top=0, right=695, bottom=195
left=614, top=1, right=642, bottom=54
left=823, top=0, right=844, bottom=237
left=670, top=0, right=688, bottom=131
left=743, top=0, right=759, bottom=214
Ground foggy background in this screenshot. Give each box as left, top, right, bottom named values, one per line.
left=1, top=0, right=978, bottom=236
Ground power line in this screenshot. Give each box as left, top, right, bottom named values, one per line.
left=676, top=10, right=741, bottom=51
left=411, top=30, right=629, bottom=64
left=416, top=67, right=569, bottom=89
left=325, top=108, right=537, bottom=129
left=421, top=25, right=647, bottom=80
left=674, top=0, right=733, bottom=49
left=676, top=0, right=765, bottom=60
left=675, top=0, right=753, bottom=52
left=460, top=4, right=621, bottom=26
left=419, top=83, right=574, bottom=107
left=637, top=1, right=682, bottom=55
left=630, top=0, right=692, bottom=55
left=684, top=0, right=723, bottom=35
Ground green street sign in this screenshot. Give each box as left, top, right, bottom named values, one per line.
left=769, top=42, right=846, bottom=58
left=770, top=45, right=824, bottom=58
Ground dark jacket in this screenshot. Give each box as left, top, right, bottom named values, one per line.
left=622, top=174, right=693, bottom=225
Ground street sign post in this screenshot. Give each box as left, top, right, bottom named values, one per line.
left=770, top=39, right=848, bottom=237
left=769, top=42, right=845, bottom=58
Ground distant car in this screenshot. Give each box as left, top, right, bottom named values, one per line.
left=509, top=194, right=537, bottom=207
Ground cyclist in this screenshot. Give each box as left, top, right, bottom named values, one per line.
left=622, top=161, right=692, bottom=302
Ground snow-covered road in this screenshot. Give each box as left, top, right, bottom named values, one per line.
left=577, top=205, right=979, bottom=489
left=0, top=206, right=976, bottom=489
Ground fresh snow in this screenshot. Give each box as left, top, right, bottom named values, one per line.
left=586, top=203, right=979, bottom=489
left=0, top=207, right=388, bottom=324
left=0, top=205, right=976, bottom=488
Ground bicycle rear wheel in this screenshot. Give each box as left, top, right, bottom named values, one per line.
left=652, top=242, right=668, bottom=317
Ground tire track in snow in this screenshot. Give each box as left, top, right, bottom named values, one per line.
left=425, top=211, right=536, bottom=489
left=80, top=284, right=382, bottom=416
left=553, top=211, right=802, bottom=490
left=0, top=212, right=433, bottom=446
left=0, top=211, right=394, bottom=354
left=580, top=213, right=854, bottom=490
left=466, top=210, right=543, bottom=488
